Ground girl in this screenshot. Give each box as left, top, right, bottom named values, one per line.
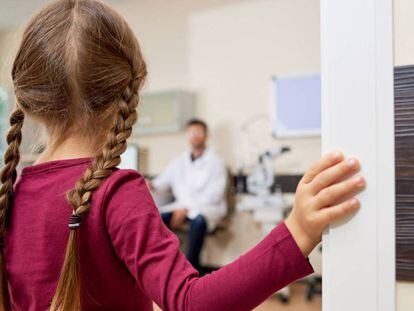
left=0, top=0, right=365, bottom=310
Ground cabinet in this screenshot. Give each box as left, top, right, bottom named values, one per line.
left=135, top=90, right=196, bottom=135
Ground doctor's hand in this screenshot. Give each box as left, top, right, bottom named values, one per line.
left=171, top=208, right=188, bottom=230
left=285, top=151, right=365, bottom=258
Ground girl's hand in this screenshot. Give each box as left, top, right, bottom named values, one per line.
left=285, top=151, right=365, bottom=257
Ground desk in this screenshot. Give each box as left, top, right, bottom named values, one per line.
left=152, top=190, right=321, bottom=276
left=202, top=193, right=321, bottom=275
left=236, top=193, right=295, bottom=234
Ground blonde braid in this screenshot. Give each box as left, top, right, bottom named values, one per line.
left=0, top=108, right=25, bottom=311
left=50, top=80, right=139, bottom=311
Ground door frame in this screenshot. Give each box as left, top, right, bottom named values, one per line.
left=321, top=0, right=395, bottom=310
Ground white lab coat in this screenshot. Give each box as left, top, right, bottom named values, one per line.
left=152, top=148, right=227, bottom=231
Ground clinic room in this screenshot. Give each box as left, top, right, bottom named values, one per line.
left=0, top=0, right=413, bottom=310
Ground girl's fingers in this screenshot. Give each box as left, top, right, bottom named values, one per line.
left=310, top=157, right=361, bottom=194
left=315, top=175, right=365, bottom=207
left=301, top=151, right=344, bottom=184
left=319, top=198, right=361, bottom=225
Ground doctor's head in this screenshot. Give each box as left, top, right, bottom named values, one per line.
left=186, top=119, right=208, bottom=150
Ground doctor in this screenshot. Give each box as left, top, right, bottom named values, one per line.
left=150, top=119, right=227, bottom=270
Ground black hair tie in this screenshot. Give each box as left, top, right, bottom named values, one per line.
left=0, top=238, right=4, bottom=249
left=68, top=213, right=82, bottom=230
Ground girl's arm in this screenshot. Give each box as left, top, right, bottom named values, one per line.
left=105, top=151, right=363, bottom=311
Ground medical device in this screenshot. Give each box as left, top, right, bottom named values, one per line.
left=246, top=146, right=290, bottom=196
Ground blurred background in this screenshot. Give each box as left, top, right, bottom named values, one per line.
left=0, top=0, right=413, bottom=310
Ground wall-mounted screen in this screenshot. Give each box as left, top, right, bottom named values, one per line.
left=271, top=74, right=321, bottom=138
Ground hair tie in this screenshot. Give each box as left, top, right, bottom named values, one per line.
left=68, top=213, right=82, bottom=230
left=0, top=237, right=4, bottom=249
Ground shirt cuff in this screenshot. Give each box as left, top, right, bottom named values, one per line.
left=269, top=222, right=314, bottom=280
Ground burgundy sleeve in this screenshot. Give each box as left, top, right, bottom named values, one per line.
left=104, top=170, right=314, bottom=311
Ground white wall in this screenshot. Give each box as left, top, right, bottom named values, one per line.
left=115, top=0, right=321, bottom=174
left=394, top=0, right=414, bottom=66
left=187, top=0, right=321, bottom=173
left=115, top=0, right=245, bottom=174
left=394, top=1, right=414, bottom=309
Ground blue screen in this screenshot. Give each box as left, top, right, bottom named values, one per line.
left=273, top=74, right=321, bottom=137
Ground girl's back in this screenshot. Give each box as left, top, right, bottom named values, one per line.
left=6, top=159, right=153, bottom=310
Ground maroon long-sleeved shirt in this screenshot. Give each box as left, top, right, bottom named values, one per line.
left=5, top=158, right=313, bottom=310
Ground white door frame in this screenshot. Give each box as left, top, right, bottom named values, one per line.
left=321, top=0, right=395, bottom=310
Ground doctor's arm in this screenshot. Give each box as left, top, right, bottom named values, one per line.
left=151, top=159, right=175, bottom=193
